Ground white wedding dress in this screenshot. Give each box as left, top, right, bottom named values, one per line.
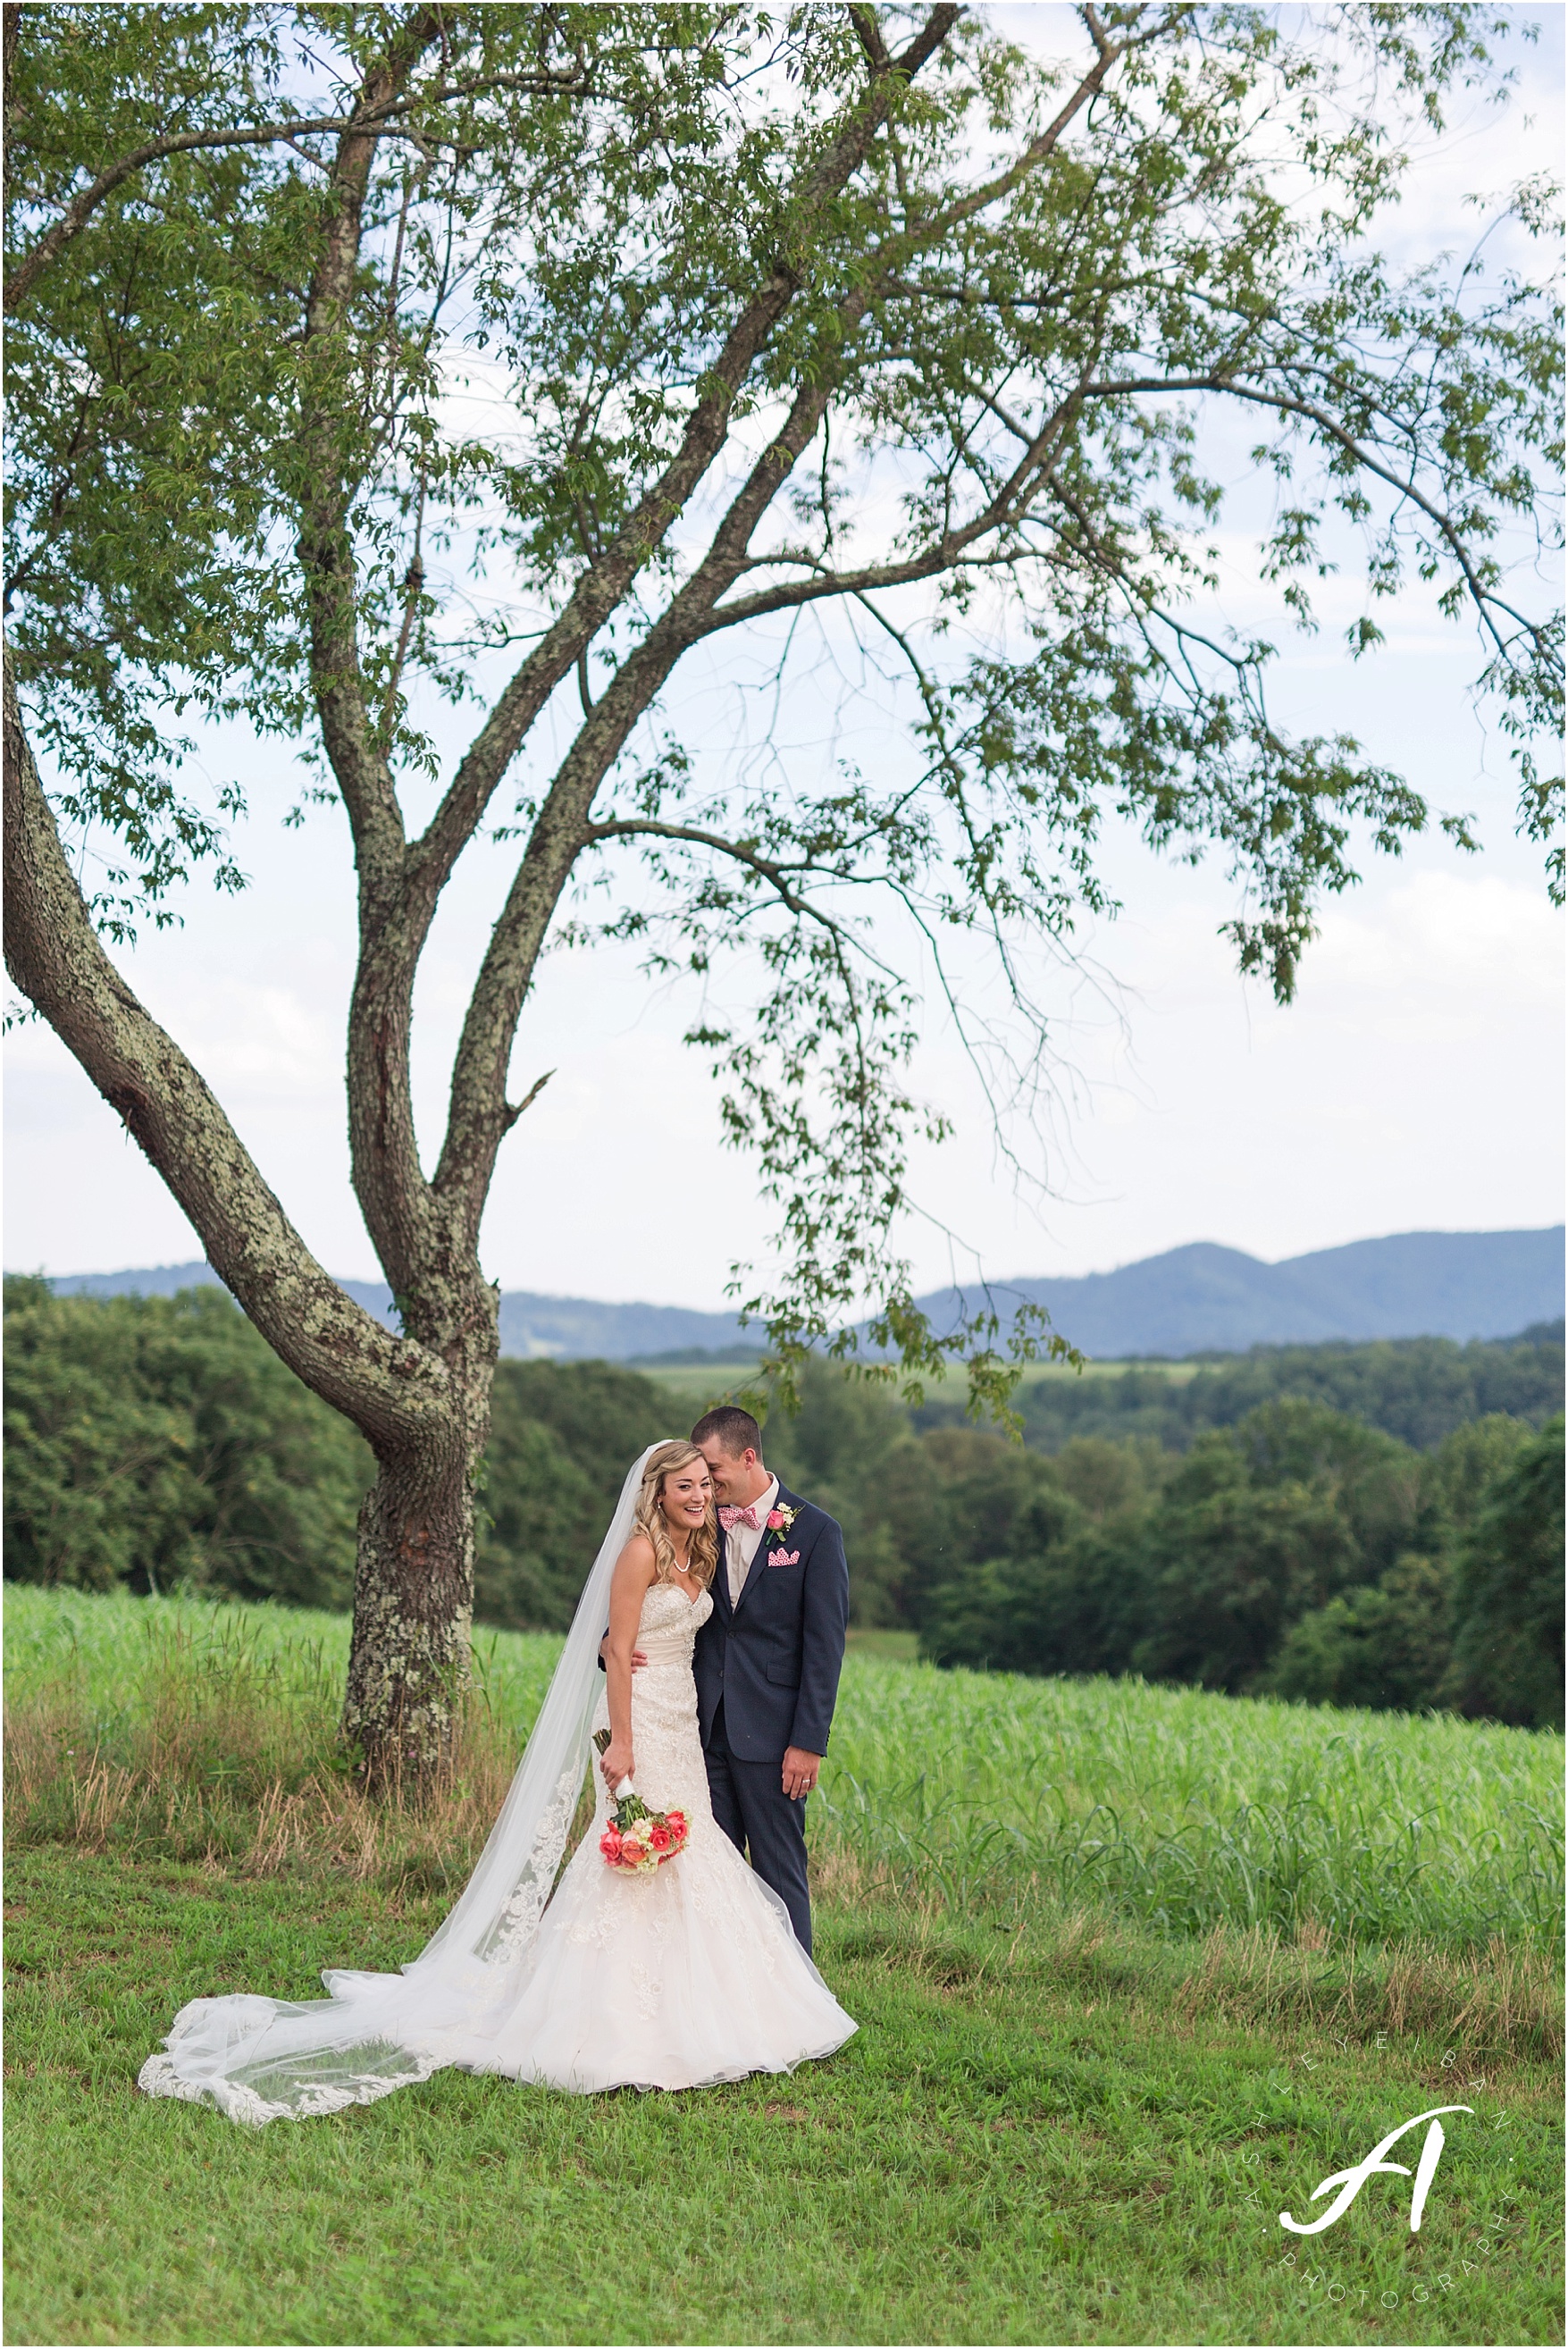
left=478, top=1581, right=855, bottom=2093
left=138, top=1448, right=855, bottom=2122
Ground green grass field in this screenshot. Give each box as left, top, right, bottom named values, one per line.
left=5, top=1586, right=1563, bottom=2346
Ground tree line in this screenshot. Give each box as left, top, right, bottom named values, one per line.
left=4, top=1279, right=1561, bottom=1731
left=919, top=1327, right=1564, bottom=1456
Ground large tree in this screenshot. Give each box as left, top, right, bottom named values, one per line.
left=4, top=3, right=1560, bottom=1777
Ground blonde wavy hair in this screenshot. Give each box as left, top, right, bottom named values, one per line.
left=633, top=1440, right=720, bottom=1590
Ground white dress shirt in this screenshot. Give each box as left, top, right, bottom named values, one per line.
left=725, top=1475, right=779, bottom=1610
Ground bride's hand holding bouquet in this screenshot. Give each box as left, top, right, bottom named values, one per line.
left=592, top=1730, right=690, bottom=1875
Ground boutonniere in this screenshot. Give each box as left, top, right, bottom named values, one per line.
left=764, top=1500, right=801, bottom=1566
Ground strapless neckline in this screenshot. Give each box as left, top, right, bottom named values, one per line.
left=636, top=1581, right=713, bottom=1635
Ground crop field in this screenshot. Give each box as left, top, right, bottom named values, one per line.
left=827, top=1651, right=1563, bottom=1951
left=11, top=1585, right=1556, bottom=1953
left=5, top=1585, right=1563, bottom=2346
left=637, top=1350, right=1195, bottom=1416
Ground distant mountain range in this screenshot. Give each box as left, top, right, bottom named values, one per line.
left=36, top=1262, right=750, bottom=1359
left=34, top=1225, right=1565, bottom=1361
left=913, top=1228, right=1565, bottom=1359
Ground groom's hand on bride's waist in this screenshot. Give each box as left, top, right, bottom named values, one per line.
left=597, top=1633, right=649, bottom=1671
left=782, top=1748, right=821, bottom=1801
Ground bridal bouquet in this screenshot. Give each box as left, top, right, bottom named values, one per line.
left=592, top=1731, right=691, bottom=1874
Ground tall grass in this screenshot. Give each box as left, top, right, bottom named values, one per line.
left=824, top=1661, right=1564, bottom=1949
left=5, top=1585, right=1561, bottom=1953
left=4, top=1587, right=557, bottom=1891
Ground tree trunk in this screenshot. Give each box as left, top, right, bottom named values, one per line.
left=345, top=1426, right=481, bottom=1787
left=342, top=1269, right=500, bottom=1783
left=4, top=650, right=487, bottom=1787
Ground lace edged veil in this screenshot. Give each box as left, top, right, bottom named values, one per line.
left=138, top=1441, right=671, bottom=2124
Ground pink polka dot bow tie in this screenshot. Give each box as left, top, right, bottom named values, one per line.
left=718, top=1503, right=762, bottom=1531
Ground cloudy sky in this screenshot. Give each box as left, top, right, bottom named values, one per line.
left=6, top=7, right=1562, bottom=1309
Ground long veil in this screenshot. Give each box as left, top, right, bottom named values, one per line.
left=138, top=1443, right=670, bottom=2124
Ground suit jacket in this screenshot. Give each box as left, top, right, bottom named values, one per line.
left=693, top=1483, right=849, bottom=1762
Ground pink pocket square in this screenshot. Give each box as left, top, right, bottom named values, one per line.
left=767, top=1549, right=800, bottom=1567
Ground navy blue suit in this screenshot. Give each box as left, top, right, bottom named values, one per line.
left=694, top=1484, right=848, bottom=1954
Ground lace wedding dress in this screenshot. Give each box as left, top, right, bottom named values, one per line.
left=138, top=1448, right=855, bottom=2122
left=474, top=1580, right=855, bottom=2093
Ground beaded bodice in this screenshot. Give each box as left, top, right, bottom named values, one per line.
left=586, top=1579, right=714, bottom=1835
left=633, top=1578, right=714, bottom=1664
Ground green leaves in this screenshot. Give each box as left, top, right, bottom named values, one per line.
left=2, top=1277, right=372, bottom=1605
left=1446, top=1414, right=1565, bottom=1730
left=4, top=4, right=1561, bottom=1426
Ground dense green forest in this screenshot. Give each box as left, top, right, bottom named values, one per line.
left=5, top=1278, right=1561, bottom=1729
left=1, top=1279, right=667, bottom=1630
left=918, top=1325, right=1564, bottom=1453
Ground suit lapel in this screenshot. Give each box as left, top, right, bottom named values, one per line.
left=733, top=1482, right=804, bottom=1618
left=710, top=1511, right=736, bottom=1621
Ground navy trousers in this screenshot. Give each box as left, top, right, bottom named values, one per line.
left=704, top=1702, right=813, bottom=1955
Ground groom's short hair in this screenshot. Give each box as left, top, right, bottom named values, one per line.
left=691, top=1405, right=762, bottom=1459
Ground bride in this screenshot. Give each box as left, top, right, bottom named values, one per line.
left=138, top=1441, right=856, bottom=2121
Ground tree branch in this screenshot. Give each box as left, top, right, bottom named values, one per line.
left=298, top=23, right=444, bottom=898
left=695, top=377, right=1090, bottom=634
left=401, top=2, right=966, bottom=923
left=587, top=817, right=837, bottom=927
left=4, top=65, right=596, bottom=314
left=500, top=1066, right=553, bottom=1132
left=294, top=12, right=450, bottom=1309
left=1080, top=369, right=1555, bottom=663
left=421, top=31, right=1126, bottom=1228
left=401, top=0, right=1119, bottom=1105
left=429, top=271, right=906, bottom=1230
left=2, top=657, right=445, bottom=1448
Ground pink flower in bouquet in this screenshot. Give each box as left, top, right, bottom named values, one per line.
left=591, top=1732, right=689, bottom=1871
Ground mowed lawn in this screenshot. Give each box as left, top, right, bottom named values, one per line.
left=4, top=1588, right=1564, bottom=2346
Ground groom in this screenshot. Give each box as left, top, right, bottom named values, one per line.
left=690, top=1406, right=848, bottom=1956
